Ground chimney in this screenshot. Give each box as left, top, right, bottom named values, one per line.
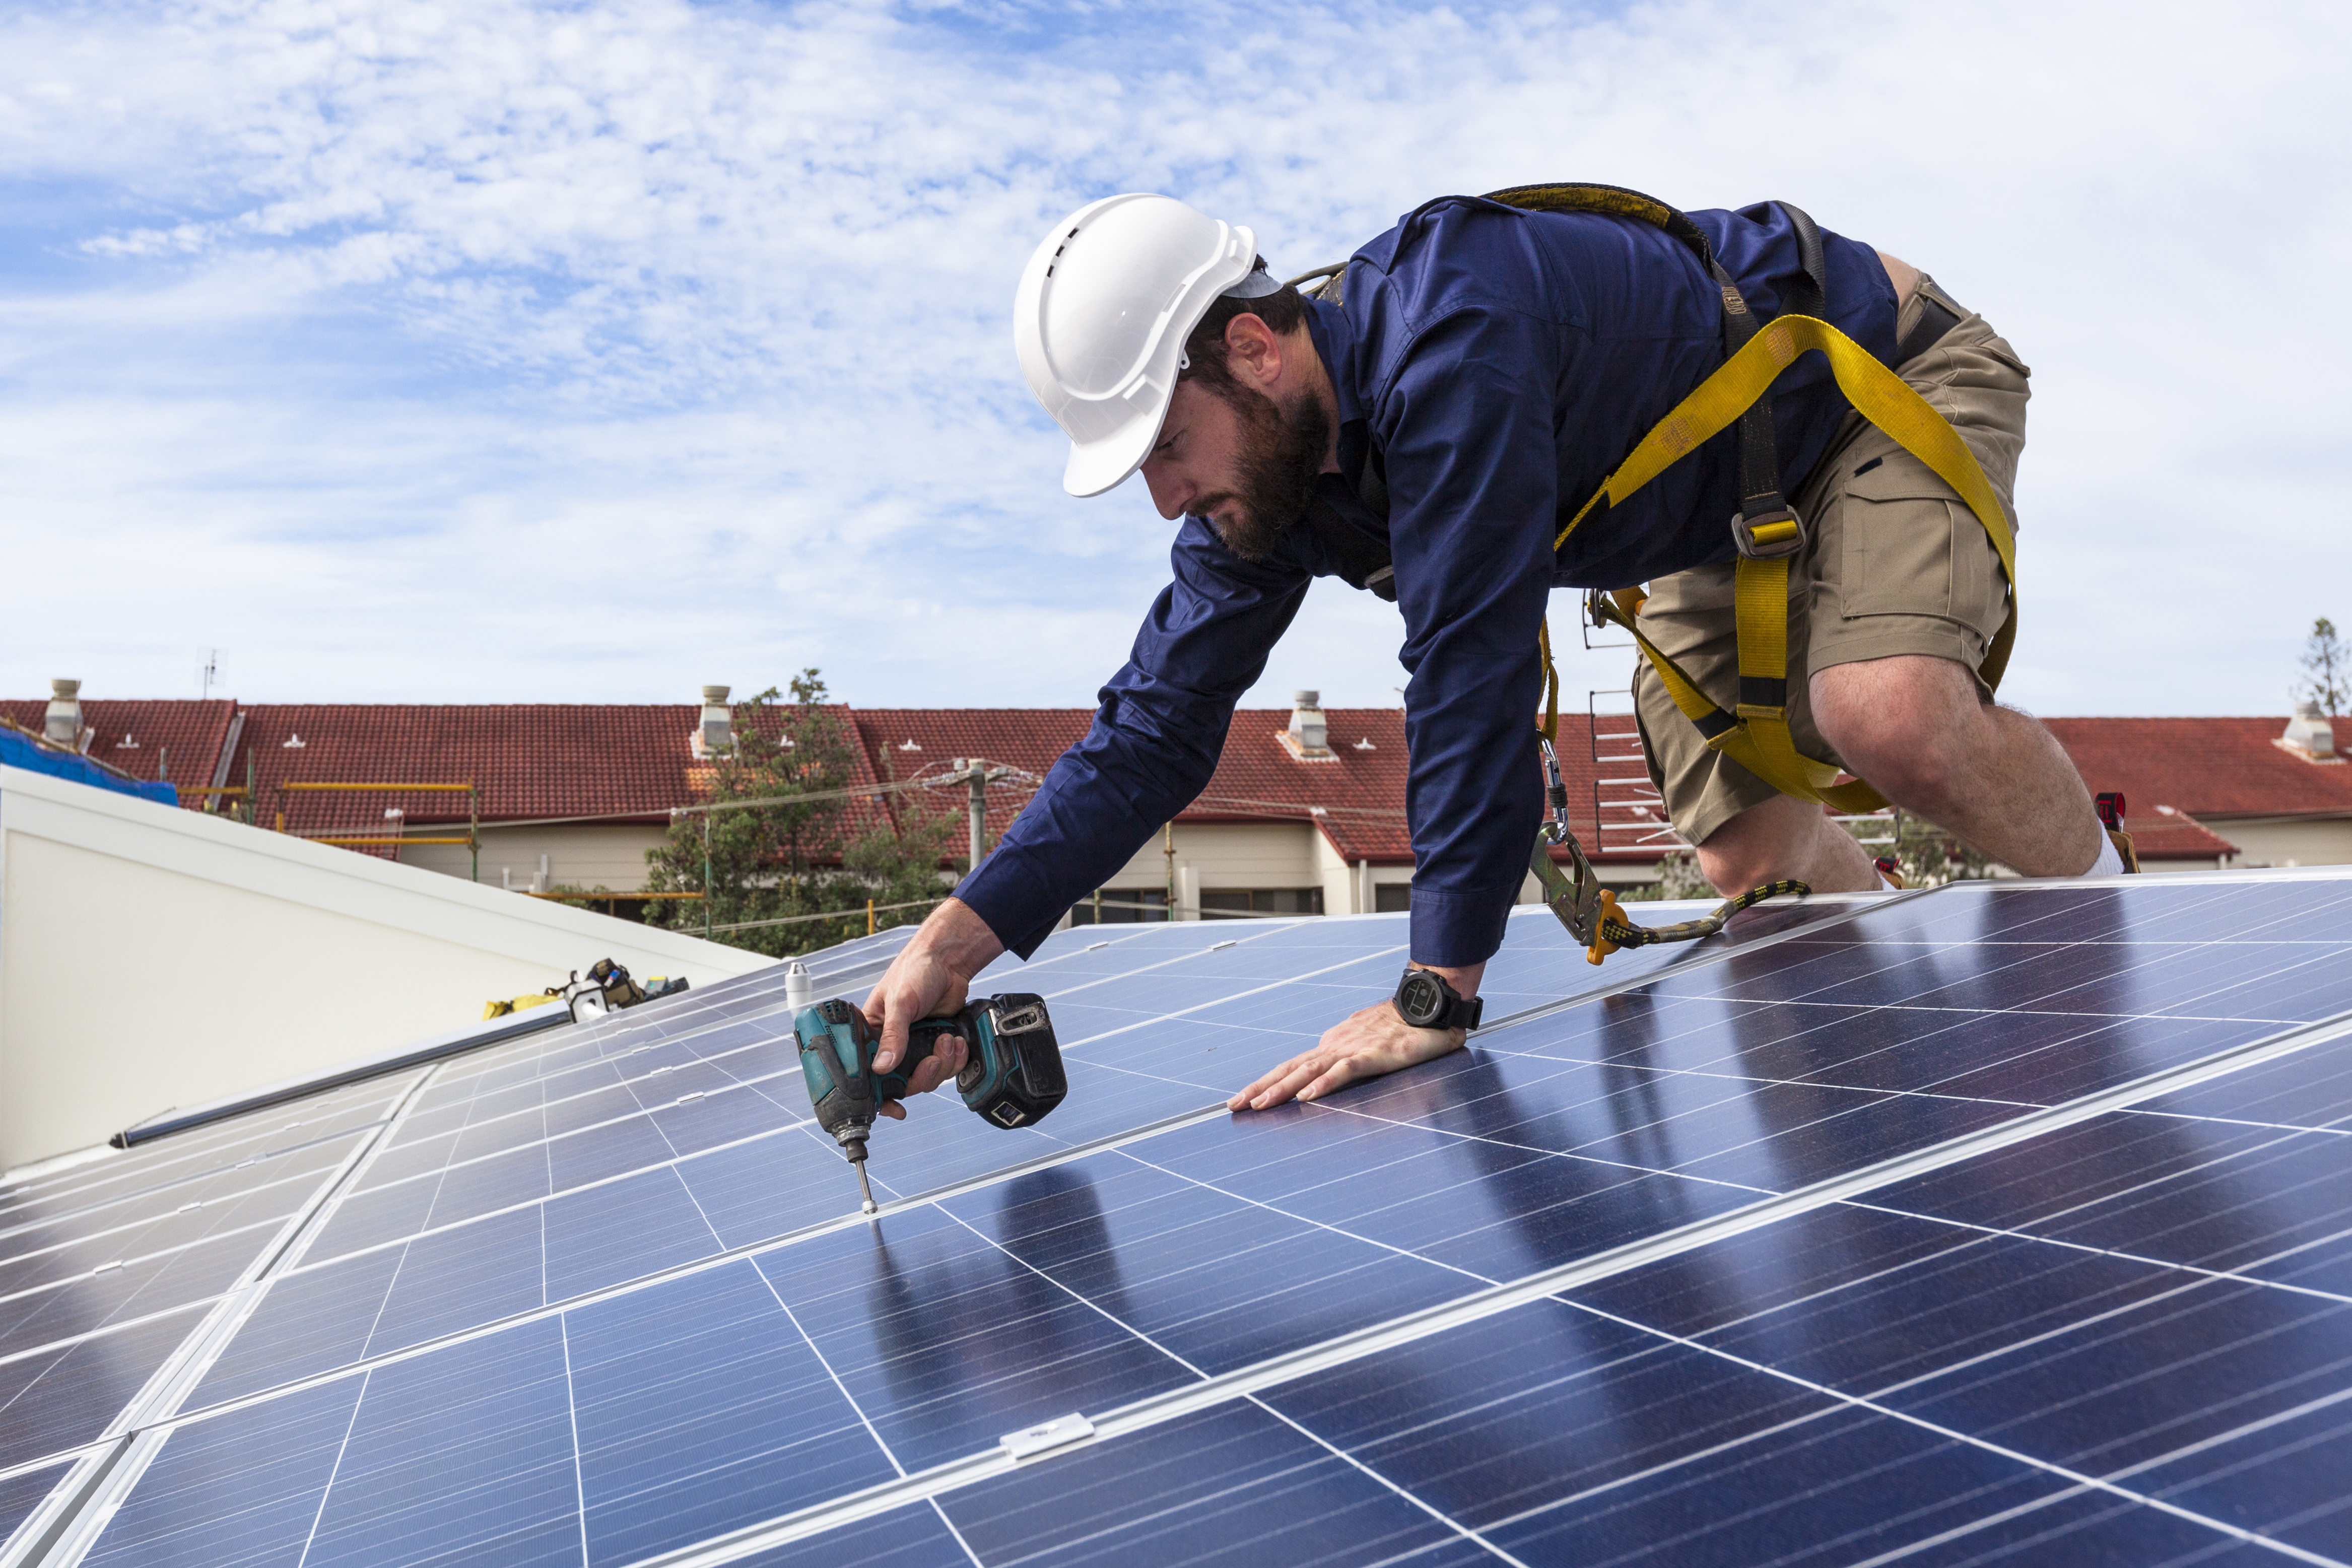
left=693, top=685, right=733, bottom=759
left=1282, top=690, right=1333, bottom=760
left=45, top=679, right=86, bottom=751
left=2279, top=701, right=2340, bottom=763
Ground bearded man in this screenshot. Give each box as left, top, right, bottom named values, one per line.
left=859, top=189, right=2117, bottom=1117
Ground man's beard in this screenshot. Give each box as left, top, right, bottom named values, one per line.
left=1194, top=382, right=1331, bottom=563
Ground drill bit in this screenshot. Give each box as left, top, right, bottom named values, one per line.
left=845, top=1140, right=879, bottom=1215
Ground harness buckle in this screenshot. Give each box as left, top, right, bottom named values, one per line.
left=1731, top=505, right=1805, bottom=561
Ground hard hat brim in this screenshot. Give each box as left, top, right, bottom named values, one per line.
left=1060, top=401, right=1168, bottom=499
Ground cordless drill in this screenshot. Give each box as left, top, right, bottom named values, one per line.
left=793, top=992, right=1067, bottom=1213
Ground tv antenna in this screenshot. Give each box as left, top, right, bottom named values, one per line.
left=201, top=649, right=220, bottom=699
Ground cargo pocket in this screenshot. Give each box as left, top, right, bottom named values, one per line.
left=1837, top=458, right=1990, bottom=626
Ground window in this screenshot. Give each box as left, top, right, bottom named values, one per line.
left=1199, top=888, right=1325, bottom=919
left=1373, top=883, right=1411, bottom=913
left=1070, top=889, right=1170, bottom=925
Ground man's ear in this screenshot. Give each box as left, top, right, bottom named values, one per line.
left=1221, top=313, right=1284, bottom=388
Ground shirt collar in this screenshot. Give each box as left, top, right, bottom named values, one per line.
left=1301, top=294, right=1365, bottom=428
left=1302, top=293, right=1373, bottom=490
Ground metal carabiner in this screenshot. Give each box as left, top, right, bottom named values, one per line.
left=1530, top=737, right=1608, bottom=948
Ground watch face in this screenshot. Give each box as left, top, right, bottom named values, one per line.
left=1398, top=970, right=1441, bottom=1027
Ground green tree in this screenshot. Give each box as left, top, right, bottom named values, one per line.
left=2298, top=616, right=2349, bottom=716
left=643, top=670, right=960, bottom=957
left=1853, top=810, right=1994, bottom=889
left=1618, top=847, right=1715, bottom=902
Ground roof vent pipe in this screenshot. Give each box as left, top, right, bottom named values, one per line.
left=45, top=679, right=85, bottom=751
left=1283, top=690, right=1331, bottom=759
left=2280, top=700, right=2339, bottom=762
left=695, top=685, right=732, bottom=759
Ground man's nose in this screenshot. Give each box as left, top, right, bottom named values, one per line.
left=1141, top=461, right=1189, bottom=521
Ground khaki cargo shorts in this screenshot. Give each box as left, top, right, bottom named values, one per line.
left=1632, top=277, right=2030, bottom=846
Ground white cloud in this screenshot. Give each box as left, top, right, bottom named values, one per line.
left=0, top=0, right=2345, bottom=718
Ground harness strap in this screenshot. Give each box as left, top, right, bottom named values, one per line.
left=1559, top=311, right=2018, bottom=808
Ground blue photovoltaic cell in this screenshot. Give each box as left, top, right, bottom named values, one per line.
left=1257, top=1175, right=2352, bottom=1564
left=0, top=1074, right=424, bottom=1478
left=940, top=1402, right=1493, bottom=1568
left=0, top=1460, right=66, bottom=1555
left=0, top=1303, right=209, bottom=1471
left=1862, top=1106, right=2352, bottom=1296
left=187, top=912, right=1501, bottom=1414
left=54, top=875, right=2352, bottom=1566
left=726, top=1504, right=974, bottom=1568
left=0, top=1074, right=411, bottom=1254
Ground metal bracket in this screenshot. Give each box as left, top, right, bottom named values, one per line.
left=1000, top=1412, right=1096, bottom=1461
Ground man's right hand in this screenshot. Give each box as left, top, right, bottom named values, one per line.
left=861, top=898, right=1007, bottom=1121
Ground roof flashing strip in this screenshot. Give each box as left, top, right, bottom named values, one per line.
left=108, top=1005, right=576, bottom=1148
left=621, top=1000, right=2352, bottom=1568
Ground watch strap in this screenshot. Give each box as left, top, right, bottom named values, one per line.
left=1394, top=968, right=1483, bottom=1032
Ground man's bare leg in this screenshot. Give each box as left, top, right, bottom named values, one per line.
left=1813, top=654, right=2102, bottom=876
left=1696, top=790, right=1883, bottom=896
left=1690, top=653, right=2101, bottom=896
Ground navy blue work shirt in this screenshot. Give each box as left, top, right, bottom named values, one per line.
left=960, top=196, right=1900, bottom=968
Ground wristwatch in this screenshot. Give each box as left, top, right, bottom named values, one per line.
left=1392, top=967, right=1484, bottom=1032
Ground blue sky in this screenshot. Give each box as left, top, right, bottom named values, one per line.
left=1, top=0, right=2346, bottom=717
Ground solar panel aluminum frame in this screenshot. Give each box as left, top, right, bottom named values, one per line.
left=106, top=1006, right=577, bottom=1149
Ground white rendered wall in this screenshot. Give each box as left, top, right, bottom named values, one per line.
left=2208, top=815, right=2352, bottom=869
left=399, top=824, right=670, bottom=892
left=0, top=766, right=770, bottom=1168
left=1097, top=823, right=1325, bottom=897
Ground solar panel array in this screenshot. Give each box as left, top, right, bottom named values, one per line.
left=3, top=873, right=2349, bottom=1566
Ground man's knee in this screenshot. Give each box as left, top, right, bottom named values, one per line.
left=1696, top=793, right=1824, bottom=895
left=1811, top=655, right=1985, bottom=809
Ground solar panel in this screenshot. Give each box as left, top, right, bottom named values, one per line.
left=0, top=1073, right=423, bottom=1476
left=5, top=874, right=2348, bottom=1566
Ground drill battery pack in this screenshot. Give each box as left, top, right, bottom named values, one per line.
left=908, top=993, right=1067, bottom=1129
left=792, top=993, right=1068, bottom=1138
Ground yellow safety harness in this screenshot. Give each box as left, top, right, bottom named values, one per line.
left=1485, top=184, right=2018, bottom=961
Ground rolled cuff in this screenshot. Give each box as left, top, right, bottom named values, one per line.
left=1406, top=881, right=1519, bottom=970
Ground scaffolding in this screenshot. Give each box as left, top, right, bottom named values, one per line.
left=280, top=781, right=480, bottom=880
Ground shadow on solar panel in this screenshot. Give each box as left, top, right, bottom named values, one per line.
left=7, top=873, right=2352, bottom=1567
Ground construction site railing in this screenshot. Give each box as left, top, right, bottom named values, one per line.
left=280, top=780, right=480, bottom=880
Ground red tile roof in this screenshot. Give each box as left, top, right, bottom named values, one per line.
left=20, top=698, right=2332, bottom=873
left=845, top=706, right=1642, bottom=866
left=2046, top=717, right=2352, bottom=822
left=2116, top=808, right=2240, bottom=861
left=225, top=704, right=707, bottom=853
left=0, top=700, right=237, bottom=796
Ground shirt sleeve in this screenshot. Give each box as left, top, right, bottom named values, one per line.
left=1375, top=303, right=1563, bottom=968
left=954, top=516, right=1311, bottom=959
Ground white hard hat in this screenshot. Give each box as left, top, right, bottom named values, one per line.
left=1014, top=193, right=1263, bottom=498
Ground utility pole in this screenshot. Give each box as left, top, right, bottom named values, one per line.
left=968, top=759, right=988, bottom=869
left=1164, top=822, right=1176, bottom=922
